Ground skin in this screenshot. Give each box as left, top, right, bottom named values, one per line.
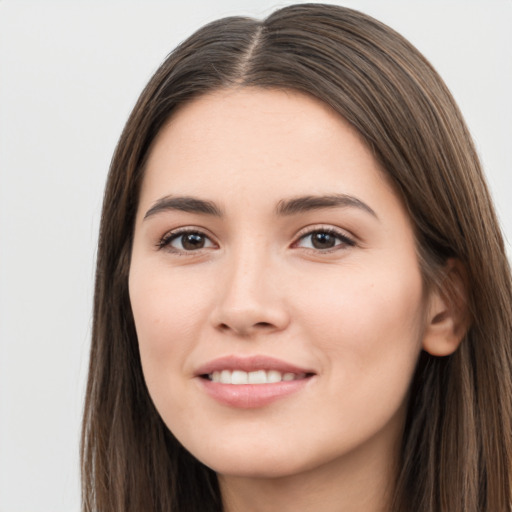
left=129, top=88, right=453, bottom=512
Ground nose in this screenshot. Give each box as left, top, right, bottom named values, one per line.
left=210, top=249, right=290, bottom=338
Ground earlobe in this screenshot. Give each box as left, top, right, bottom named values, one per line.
left=422, top=259, right=470, bottom=357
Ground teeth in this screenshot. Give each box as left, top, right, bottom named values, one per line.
left=248, top=370, right=266, bottom=384
left=231, top=370, right=248, bottom=384
left=267, top=370, right=282, bottom=383
left=208, top=369, right=306, bottom=384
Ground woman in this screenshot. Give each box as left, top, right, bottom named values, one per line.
left=81, top=4, right=512, bottom=511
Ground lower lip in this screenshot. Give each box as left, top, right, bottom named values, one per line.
left=198, top=377, right=312, bottom=409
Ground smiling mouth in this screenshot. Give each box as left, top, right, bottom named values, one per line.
left=197, top=359, right=315, bottom=408
left=203, top=369, right=311, bottom=385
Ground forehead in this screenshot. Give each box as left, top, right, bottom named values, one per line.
left=142, top=87, right=392, bottom=201
left=150, top=87, right=368, bottom=158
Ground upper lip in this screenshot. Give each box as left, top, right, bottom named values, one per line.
left=195, top=355, right=315, bottom=376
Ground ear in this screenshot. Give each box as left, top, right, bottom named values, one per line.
left=422, top=259, right=470, bottom=357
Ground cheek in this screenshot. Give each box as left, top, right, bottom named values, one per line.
left=130, top=263, right=208, bottom=336
left=128, top=266, right=217, bottom=431
left=297, top=259, right=425, bottom=390
left=128, top=265, right=212, bottom=393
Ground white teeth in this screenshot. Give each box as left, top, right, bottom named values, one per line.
left=220, top=370, right=231, bottom=384
left=267, top=370, right=282, bottom=383
left=208, top=369, right=306, bottom=384
left=248, top=370, right=267, bottom=384
left=231, top=370, right=248, bottom=384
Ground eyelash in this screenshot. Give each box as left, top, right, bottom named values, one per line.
left=157, top=226, right=356, bottom=254
left=157, top=228, right=216, bottom=254
left=294, top=226, right=356, bottom=252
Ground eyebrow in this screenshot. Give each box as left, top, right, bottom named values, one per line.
left=143, top=193, right=377, bottom=220
left=144, top=195, right=224, bottom=220
left=275, top=194, right=377, bottom=218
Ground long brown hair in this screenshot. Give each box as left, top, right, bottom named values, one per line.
left=81, top=4, right=512, bottom=511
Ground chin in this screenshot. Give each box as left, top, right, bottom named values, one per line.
left=187, top=434, right=349, bottom=481
left=203, top=455, right=306, bottom=479
left=184, top=438, right=309, bottom=479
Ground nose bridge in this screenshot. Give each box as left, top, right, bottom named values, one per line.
left=222, top=240, right=275, bottom=310
left=212, top=238, right=288, bottom=335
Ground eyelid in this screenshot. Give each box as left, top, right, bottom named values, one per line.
left=292, top=224, right=357, bottom=250
left=157, top=226, right=218, bottom=253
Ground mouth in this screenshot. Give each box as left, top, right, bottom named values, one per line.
left=202, top=369, right=311, bottom=384
left=195, top=356, right=316, bottom=408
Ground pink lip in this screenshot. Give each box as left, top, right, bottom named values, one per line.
left=195, top=355, right=314, bottom=376
left=195, top=355, right=315, bottom=409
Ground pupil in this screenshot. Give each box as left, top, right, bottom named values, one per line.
left=312, top=232, right=335, bottom=249
left=182, top=233, right=204, bottom=250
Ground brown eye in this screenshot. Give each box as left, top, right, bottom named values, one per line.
left=160, top=230, right=215, bottom=252
left=180, top=233, right=206, bottom=250
left=311, top=232, right=337, bottom=249
left=296, top=229, right=355, bottom=251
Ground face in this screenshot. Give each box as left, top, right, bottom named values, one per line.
left=129, top=88, right=428, bottom=480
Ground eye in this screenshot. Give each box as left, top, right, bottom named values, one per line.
left=295, top=228, right=355, bottom=251
left=159, top=229, right=216, bottom=252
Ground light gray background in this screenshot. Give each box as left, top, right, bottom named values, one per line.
left=0, top=1, right=510, bottom=511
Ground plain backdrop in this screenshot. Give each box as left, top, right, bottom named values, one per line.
left=0, top=1, right=510, bottom=511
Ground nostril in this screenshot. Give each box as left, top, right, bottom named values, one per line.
left=255, top=322, right=273, bottom=329
left=216, top=320, right=275, bottom=334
